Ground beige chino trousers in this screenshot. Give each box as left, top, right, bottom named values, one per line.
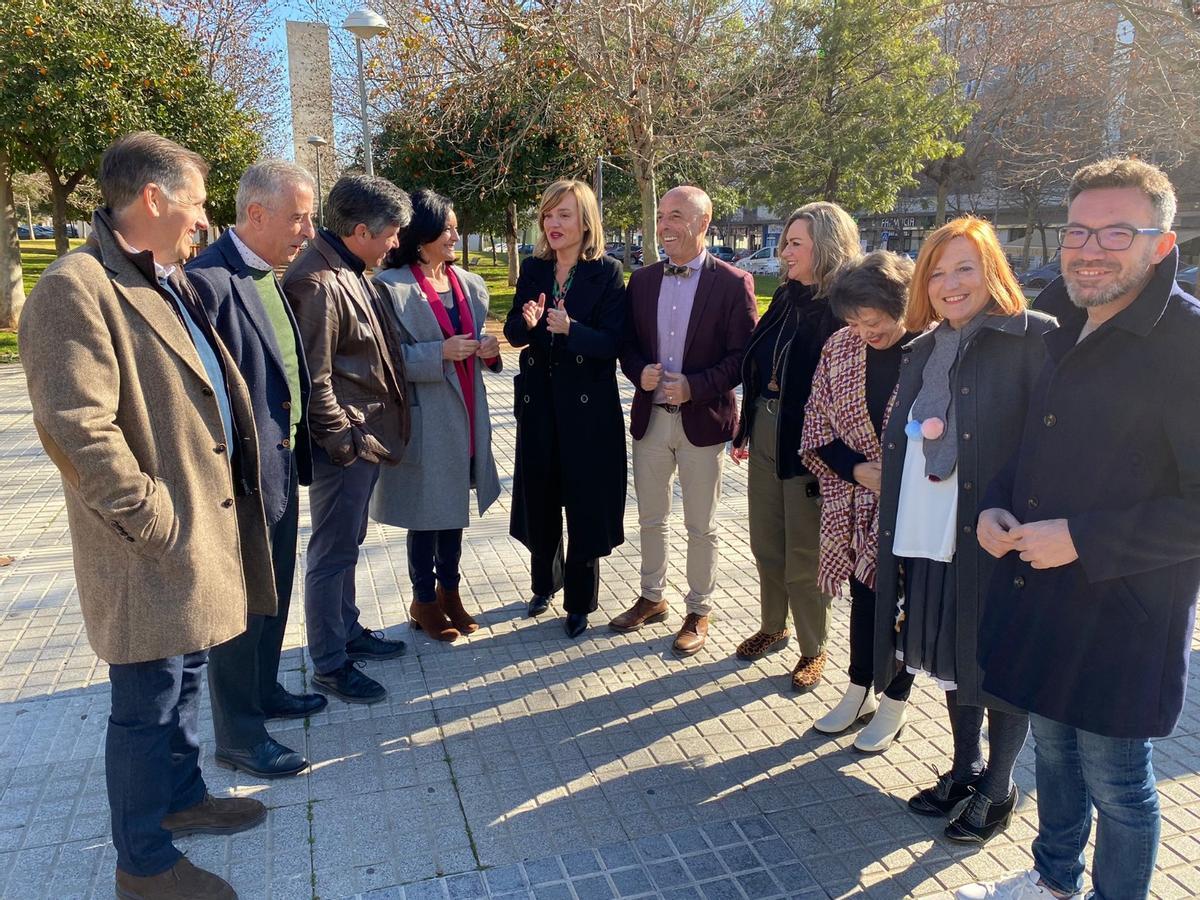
left=632, top=406, right=724, bottom=616
left=747, top=397, right=831, bottom=656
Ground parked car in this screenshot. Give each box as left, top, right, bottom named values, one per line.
left=735, top=245, right=780, bottom=276
left=605, top=243, right=643, bottom=265
left=1178, top=265, right=1197, bottom=295
left=733, top=248, right=755, bottom=261
left=517, top=243, right=534, bottom=256
left=1019, top=258, right=1061, bottom=289
left=709, top=245, right=736, bottom=262
left=33, top=224, right=54, bottom=239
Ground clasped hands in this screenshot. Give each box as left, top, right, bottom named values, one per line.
left=641, top=363, right=690, bottom=405
left=977, top=509, right=1079, bottom=569
left=520, top=292, right=571, bottom=335
left=443, top=333, right=500, bottom=361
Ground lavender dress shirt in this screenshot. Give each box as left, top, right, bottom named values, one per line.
left=653, top=250, right=707, bottom=404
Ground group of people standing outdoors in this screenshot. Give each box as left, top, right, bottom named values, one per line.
left=17, top=126, right=1200, bottom=900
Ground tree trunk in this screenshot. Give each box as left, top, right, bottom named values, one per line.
left=624, top=225, right=633, bottom=267
left=935, top=178, right=950, bottom=226
left=0, top=151, right=26, bottom=329
left=1020, top=201, right=1035, bottom=271
left=506, top=202, right=518, bottom=287
left=822, top=162, right=840, bottom=203
left=461, top=232, right=470, bottom=269
left=1038, top=224, right=1049, bottom=263
left=46, top=171, right=82, bottom=257
left=490, top=234, right=497, bottom=266
left=631, top=155, right=657, bottom=265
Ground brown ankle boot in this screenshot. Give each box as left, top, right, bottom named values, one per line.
left=160, top=793, right=265, bottom=837
left=116, top=858, right=236, bottom=899
left=409, top=599, right=459, bottom=641
left=436, top=585, right=479, bottom=634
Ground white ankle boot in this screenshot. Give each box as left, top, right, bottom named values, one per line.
left=814, top=683, right=877, bottom=734
left=853, top=695, right=907, bottom=752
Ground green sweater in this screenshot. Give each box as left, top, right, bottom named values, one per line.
left=250, top=269, right=303, bottom=438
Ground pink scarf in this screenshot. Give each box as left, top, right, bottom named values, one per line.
left=410, top=263, right=478, bottom=457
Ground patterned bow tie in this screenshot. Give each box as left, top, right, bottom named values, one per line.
left=664, top=263, right=692, bottom=278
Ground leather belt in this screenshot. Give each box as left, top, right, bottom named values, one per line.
left=655, top=403, right=681, bottom=414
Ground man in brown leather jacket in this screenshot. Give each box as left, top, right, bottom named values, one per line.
left=283, top=174, right=412, bottom=704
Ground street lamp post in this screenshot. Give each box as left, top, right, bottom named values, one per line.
left=306, top=135, right=328, bottom=228
left=342, top=8, right=389, bottom=176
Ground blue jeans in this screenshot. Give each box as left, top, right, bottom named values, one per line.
left=1029, top=714, right=1160, bottom=899
left=407, top=528, right=463, bottom=603
left=304, top=448, right=378, bottom=674
left=106, top=652, right=208, bottom=876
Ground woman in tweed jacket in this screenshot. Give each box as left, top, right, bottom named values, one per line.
left=800, top=251, right=919, bottom=751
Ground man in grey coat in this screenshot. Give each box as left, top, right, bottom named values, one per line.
left=19, top=132, right=273, bottom=899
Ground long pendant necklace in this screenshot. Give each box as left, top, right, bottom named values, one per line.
left=766, top=304, right=799, bottom=392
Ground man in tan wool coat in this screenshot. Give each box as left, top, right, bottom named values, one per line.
left=19, top=132, right=276, bottom=900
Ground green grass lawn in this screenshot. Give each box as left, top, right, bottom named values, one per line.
left=19, top=239, right=80, bottom=296
left=0, top=329, right=16, bottom=362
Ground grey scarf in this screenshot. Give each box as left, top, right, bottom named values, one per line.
left=910, top=312, right=991, bottom=481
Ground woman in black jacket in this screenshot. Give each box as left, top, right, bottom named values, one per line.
left=874, top=217, right=1055, bottom=845
left=730, top=202, right=860, bottom=691
left=503, top=179, right=628, bottom=639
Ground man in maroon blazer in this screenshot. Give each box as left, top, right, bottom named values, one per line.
left=612, top=186, right=758, bottom=655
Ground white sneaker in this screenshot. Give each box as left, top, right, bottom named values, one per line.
left=853, top=694, right=907, bottom=752
left=813, top=683, right=876, bottom=734
left=956, top=870, right=1082, bottom=899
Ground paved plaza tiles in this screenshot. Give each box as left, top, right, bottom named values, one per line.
left=1, top=353, right=1199, bottom=900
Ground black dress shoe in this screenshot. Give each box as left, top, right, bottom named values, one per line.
left=215, top=738, right=308, bottom=778
left=527, top=594, right=551, bottom=617
left=263, top=689, right=328, bottom=720
left=945, top=786, right=1018, bottom=844
left=564, top=613, right=588, bottom=638
left=312, top=661, right=387, bottom=704
left=907, top=771, right=982, bottom=817
left=345, top=628, right=406, bottom=661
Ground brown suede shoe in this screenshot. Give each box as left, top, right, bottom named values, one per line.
left=436, top=585, right=479, bottom=634
left=160, top=793, right=266, bottom=838
left=609, top=596, right=670, bottom=633
left=410, top=599, right=460, bottom=642
left=735, top=629, right=790, bottom=660
left=116, top=858, right=236, bottom=900
left=791, top=652, right=827, bottom=692
left=672, top=613, right=709, bottom=656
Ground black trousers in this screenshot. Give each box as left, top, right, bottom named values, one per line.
left=848, top=576, right=914, bottom=701
left=523, top=414, right=600, bottom=615
left=208, top=465, right=299, bottom=749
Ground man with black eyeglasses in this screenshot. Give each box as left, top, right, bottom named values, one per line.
left=960, top=159, right=1200, bottom=899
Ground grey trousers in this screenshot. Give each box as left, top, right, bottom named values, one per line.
left=747, top=398, right=831, bottom=657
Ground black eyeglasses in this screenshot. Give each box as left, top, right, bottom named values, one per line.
left=1057, top=224, right=1164, bottom=251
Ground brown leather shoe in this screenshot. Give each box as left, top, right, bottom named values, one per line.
left=160, top=793, right=266, bottom=838
left=410, top=599, right=460, bottom=642
left=609, top=596, right=670, bottom=633
left=116, top=858, right=236, bottom=899
left=735, top=629, right=790, bottom=660
left=791, top=652, right=827, bottom=692
left=672, top=613, right=709, bottom=656
left=436, top=585, right=479, bottom=634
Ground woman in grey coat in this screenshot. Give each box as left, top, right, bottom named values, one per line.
left=874, top=217, right=1056, bottom=846
left=372, top=190, right=502, bottom=641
